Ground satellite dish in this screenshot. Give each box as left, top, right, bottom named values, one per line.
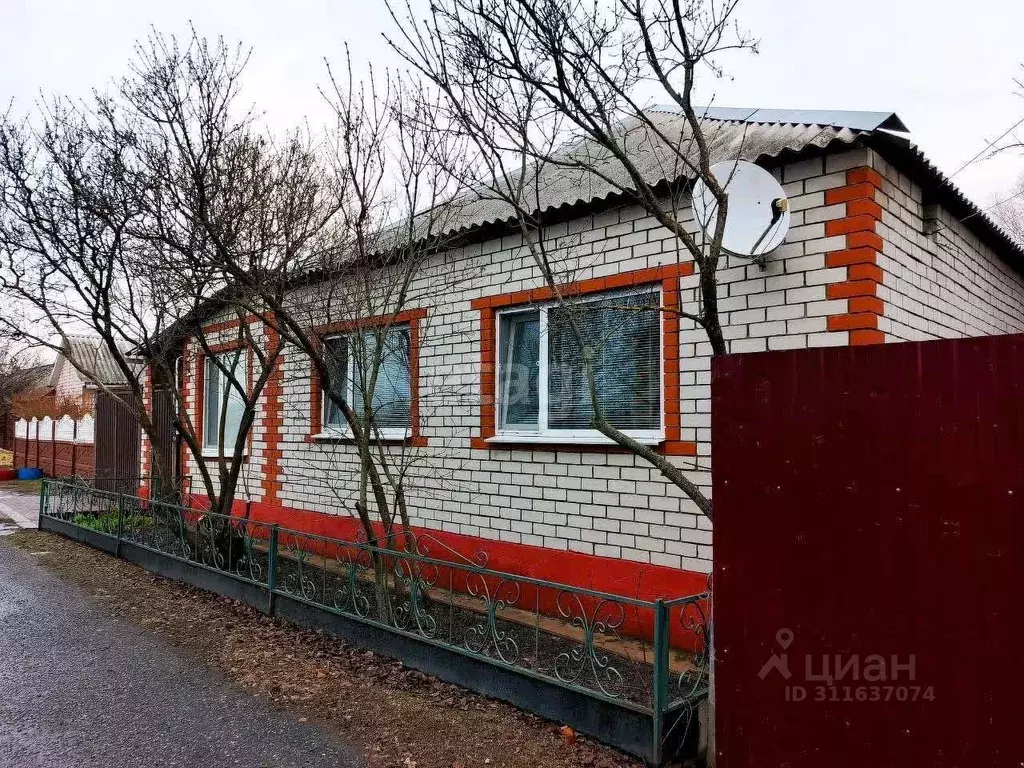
left=691, top=160, right=790, bottom=264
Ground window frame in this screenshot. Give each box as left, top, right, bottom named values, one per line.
left=318, top=323, right=414, bottom=442
left=201, top=347, right=249, bottom=458
left=493, top=286, right=666, bottom=445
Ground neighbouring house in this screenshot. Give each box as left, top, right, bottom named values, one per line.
left=141, top=107, right=1024, bottom=599
left=1, top=362, right=49, bottom=451
left=14, top=336, right=141, bottom=482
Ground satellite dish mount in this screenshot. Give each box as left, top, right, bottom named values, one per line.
left=691, top=160, right=791, bottom=271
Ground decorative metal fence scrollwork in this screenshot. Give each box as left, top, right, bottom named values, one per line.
left=38, top=478, right=710, bottom=763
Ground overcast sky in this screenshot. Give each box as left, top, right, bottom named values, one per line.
left=3, top=0, right=1023, bottom=207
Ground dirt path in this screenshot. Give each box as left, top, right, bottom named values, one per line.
left=3, top=530, right=652, bottom=768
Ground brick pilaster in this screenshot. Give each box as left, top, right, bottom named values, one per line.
left=824, top=167, right=886, bottom=345
left=260, top=328, right=284, bottom=505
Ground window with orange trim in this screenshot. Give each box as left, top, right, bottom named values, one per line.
left=495, top=287, right=662, bottom=443
left=471, top=264, right=695, bottom=454
left=201, top=348, right=248, bottom=457
left=307, top=308, right=427, bottom=446
left=320, top=324, right=413, bottom=440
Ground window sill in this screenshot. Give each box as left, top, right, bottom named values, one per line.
left=200, top=451, right=250, bottom=461
left=470, top=434, right=696, bottom=455
left=486, top=433, right=664, bottom=446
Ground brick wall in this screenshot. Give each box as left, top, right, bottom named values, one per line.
left=53, top=357, right=85, bottom=400
left=176, top=319, right=278, bottom=504
left=869, top=150, right=1024, bottom=339
left=180, top=149, right=874, bottom=574
left=171, top=146, right=1024, bottom=577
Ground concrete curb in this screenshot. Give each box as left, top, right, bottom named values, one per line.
left=0, top=494, right=38, bottom=529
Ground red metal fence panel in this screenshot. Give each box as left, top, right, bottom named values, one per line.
left=712, top=334, right=1024, bottom=767
left=12, top=437, right=94, bottom=477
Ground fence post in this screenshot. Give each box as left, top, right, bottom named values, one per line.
left=652, top=599, right=669, bottom=765
left=37, top=479, right=46, bottom=526
left=115, top=493, right=125, bottom=558
left=267, top=524, right=279, bottom=617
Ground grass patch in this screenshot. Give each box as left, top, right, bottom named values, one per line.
left=0, top=479, right=42, bottom=495
left=71, top=512, right=152, bottom=535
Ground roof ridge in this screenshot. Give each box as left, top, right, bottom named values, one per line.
left=645, top=105, right=908, bottom=134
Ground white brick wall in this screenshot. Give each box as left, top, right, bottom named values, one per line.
left=173, top=146, right=1024, bottom=576
left=870, top=150, right=1024, bottom=341
left=177, top=320, right=275, bottom=503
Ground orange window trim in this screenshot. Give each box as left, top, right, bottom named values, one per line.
left=307, top=308, right=428, bottom=447
left=201, top=311, right=278, bottom=336
left=470, top=263, right=697, bottom=455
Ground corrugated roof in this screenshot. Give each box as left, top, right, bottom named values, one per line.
left=429, top=105, right=1024, bottom=269
left=687, top=106, right=908, bottom=133
left=50, top=336, right=135, bottom=388
left=433, top=107, right=879, bottom=236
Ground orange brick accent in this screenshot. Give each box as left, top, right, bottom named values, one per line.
left=847, top=168, right=884, bottom=188
left=846, top=199, right=883, bottom=220
left=825, top=167, right=887, bottom=344
left=827, top=280, right=878, bottom=299
left=847, top=231, right=884, bottom=252
left=471, top=263, right=697, bottom=456
left=849, top=296, right=884, bottom=315
left=825, top=182, right=879, bottom=205
left=141, top=364, right=154, bottom=480
left=848, top=263, right=884, bottom=283
left=825, top=248, right=878, bottom=268
left=261, top=327, right=284, bottom=505
left=850, top=329, right=885, bottom=346
left=827, top=313, right=879, bottom=331
left=825, top=215, right=878, bottom=237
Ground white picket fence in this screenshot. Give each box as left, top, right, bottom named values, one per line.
left=14, top=415, right=94, bottom=444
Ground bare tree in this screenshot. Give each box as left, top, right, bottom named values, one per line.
left=113, top=31, right=346, bottom=518
left=989, top=174, right=1024, bottom=245
left=384, top=5, right=757, bottom=758
left=386, top=0, right=758, bottom=523
left=0, top=31, right=331, bottom=532
left=206, top=54, right=476, bottom=555
left=0, top=91, right=180, bottom=488
left=0, top=340, right=42, bottom=449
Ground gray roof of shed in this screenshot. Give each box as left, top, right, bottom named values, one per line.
left=50, top=336, right=135, bottom=388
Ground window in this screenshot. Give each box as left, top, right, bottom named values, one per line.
left=321, top=325, right=412, bottom=438
left=496, top=289, right=662, bottom=441
left=203, top=350, right=246, bottom=455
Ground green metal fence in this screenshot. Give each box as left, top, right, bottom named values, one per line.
left=38, top=477, right=710, bottom=762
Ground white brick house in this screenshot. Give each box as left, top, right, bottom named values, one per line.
left=146, top=108, right=1024, bottom=598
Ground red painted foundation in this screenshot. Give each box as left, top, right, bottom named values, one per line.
left=148, top=489, right=708, bottom=645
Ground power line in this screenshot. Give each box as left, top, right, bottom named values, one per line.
left=948, top=112, right=1024, bottom=180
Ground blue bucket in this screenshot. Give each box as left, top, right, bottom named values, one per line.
left=16, top=467, right=43, bottom=481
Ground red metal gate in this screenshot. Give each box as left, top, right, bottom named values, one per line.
left=712, top=334, right=1024, bottom=767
